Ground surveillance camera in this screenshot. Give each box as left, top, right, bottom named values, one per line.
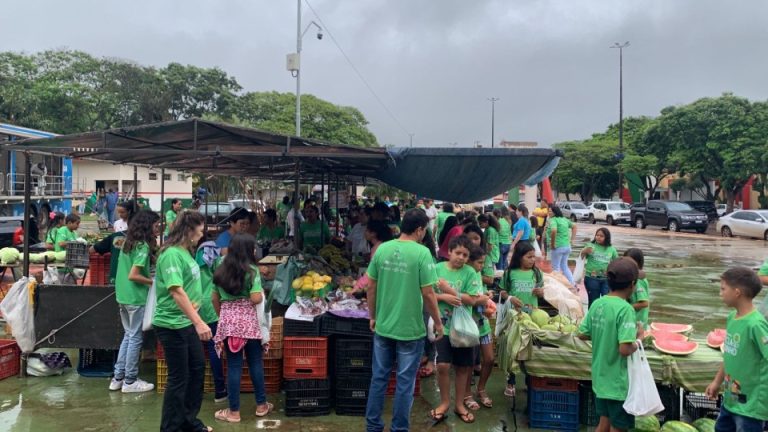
left=317, top=31, right=323, bottom=40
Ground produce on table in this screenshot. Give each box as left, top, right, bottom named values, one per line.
left=520, top=320, right=540, bottom=330
left=269, top=239, right=295, bottom=254
left=335, top=276, right=356, bottom=292
left=706, top=329, right=726, bottom=350
left=691, top=418, right=715, bottom=432
left=650, top=322, right=693, bottom=334
left=29, top=253, right=46, bottom=264
left=652, top=338, right=699, bottom=356
left=531, top=309, right=550, bottom=328
left=0, top=247, right=20, bottom=264
left=44, top=251, right=57, bottom=262
left=648, top=330, right=689, bottom=342
left=291, top=271, right=332, bottom=299
left=54, top=251, right=67, bottom=262
left=634, top=415, right=661, bottom=432
left=660, top=421, right=698, bottom=432
left=318, top=244, right=350, bottom=273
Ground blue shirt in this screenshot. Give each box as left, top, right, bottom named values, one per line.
left=106, top=192, right=118, bottom=210
left=215, top=230, right=232, bottom=248
left=512, top=218, right=532, bottom=242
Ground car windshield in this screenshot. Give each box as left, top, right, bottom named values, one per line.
left=200, top=204, right=230, bottom=213
left=607, top=203, right=630, bottom=210
left=758, top=211, right=768, bottom=220
left=570, top=203, right=587, bottom=209
left=666, top=202, right=693, bottom=211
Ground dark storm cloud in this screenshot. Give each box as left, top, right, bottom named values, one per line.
left=2, top=0, right=767, bottom=147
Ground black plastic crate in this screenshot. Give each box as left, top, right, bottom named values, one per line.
left=335, top=337, right=373, bottom=376
left=284, top=378, right=333, bottom=417
left=683, top=391, right=721, bottom=420
left=335, top=376, right=369, bottom=417
left=77, top=348, right=117, bottom=377
left=335, top=404, right=367, bottom=417
left=656, top=383, right=681, bottom=423
left=284, top=316, right=323, bottom=337
left=578, top=381, right=598, bottom=427
left=321, top=314, right=372, bottom=338
left=65, top=241, right=91, bottom=269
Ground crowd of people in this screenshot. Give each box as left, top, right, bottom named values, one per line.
left=33, top=191, right=765, bottom=432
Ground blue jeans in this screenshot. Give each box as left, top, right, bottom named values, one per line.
left=550, top=246, right=574, bottom=285
left=497, top=244, right=511, bottom=270
left=225, top=339, right=267, bottom=411
left=206, top=321, right=226, bottom=396
left=113, top=304, right=145, bottom=383
left=584, top=276, right=609, bottom=308
left=715, top=406, right=766, bottom=432
left=366, top=335, right=424, bottom=432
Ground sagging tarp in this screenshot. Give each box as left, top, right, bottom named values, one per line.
left=374, top=147, right=560, bottom=203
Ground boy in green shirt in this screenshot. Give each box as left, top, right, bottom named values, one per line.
left=705, top=267, right=768, bottom=429
left=54, top=214, right=80, bottom=252
left=579, top=258, right=643, bottom=432
left=624, top=249, right=650, bottom=329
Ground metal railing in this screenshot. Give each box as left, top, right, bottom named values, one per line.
left=5, top=173, right=70, bottom=196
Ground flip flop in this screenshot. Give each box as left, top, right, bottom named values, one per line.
left=255, top=402, right=274, bottom=417
left=429, top=408, right=448, bottom=426
left=214, top=409, right=240, bottom=423
left=454, top=409, right=475, bottom=424
left=476, top=390, right=493, bottom=408
left=463, top=396, right=480, bottom=411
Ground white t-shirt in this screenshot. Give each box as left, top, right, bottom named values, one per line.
left=286, top=208, right=305, bottom=237
left=349, top=223, right=370, bottom=256
left=425, top=206, right=438, bottom=231
left=113, top=219, right=128, bottom=233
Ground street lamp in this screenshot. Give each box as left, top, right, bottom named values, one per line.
left=409, top=133, right=414, bottom=147
left=487, top=97, right=499, bottom=148
left=287, top=0, right=323, bottom=137
left=611, top=41, right=629, bottom=201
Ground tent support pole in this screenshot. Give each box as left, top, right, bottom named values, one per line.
left=133, top=166, right=138, bottom=201
left=160, top=168, right=165, bottom=246
left=22, top=152, right=31, bottom=278
left=293, top=161, right=301, bottom=250
left=335, top=175, right=340, bottom=236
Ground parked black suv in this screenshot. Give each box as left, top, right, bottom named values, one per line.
left=630, top=200, right=709, bottom=233
left=684, top=200, right=718, bottom=222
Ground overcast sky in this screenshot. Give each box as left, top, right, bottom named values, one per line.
left=3, top=1, right=767, bottom=148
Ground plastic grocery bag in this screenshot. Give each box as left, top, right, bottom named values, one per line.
left=495, top=298, right=514, bottom=338
left=532, top=240, right=542, bottom=257
left=272, top=255, right=304, bottom=306
left=623, top=342, right=664, bottom=416
left=142, top=280, right=156, bottom=331
left=43, top=266, right=60, bottom=285
left=0, top=277, right=36, bottom=353
left=572, top=256, right=586, bottom=283
left=259, top=287, right=274, bottom=346
left=449, top=304, right=480, bottom=348
left=427, top=317, right=437, bottom=342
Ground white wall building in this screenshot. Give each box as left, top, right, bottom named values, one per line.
left=72, top=160, right=193, bottom=211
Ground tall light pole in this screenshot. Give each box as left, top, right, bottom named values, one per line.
left=488, top=97, right=499, bottom=148
left=611, top=41, right=629, bottom=201
left=290, top=0, right=323, bottom=137
left=409, top=133, right=414, bottom=147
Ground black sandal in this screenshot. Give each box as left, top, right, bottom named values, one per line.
left=429, top=408, right=448, bottom=426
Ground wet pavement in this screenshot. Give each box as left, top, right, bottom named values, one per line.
left=1, top=222, right=766, bottom=431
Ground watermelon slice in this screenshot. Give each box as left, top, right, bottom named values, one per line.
left=650, top=322, right=693, bottom=334
left=706, top=328, right=726, bottom=350
left=653, top=338, right=698, bottom=355
left=648, top=330, right=689, bottom=342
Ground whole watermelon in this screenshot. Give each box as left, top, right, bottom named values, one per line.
left=634, top=415, right=661, bottom=432
left=691, top=418, right=715, bottom=432
left=661, top=421, right=698, bottom=432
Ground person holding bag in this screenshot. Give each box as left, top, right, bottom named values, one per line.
left=578, top=258, right=644, bottom=432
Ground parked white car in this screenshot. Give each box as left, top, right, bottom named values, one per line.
left=558, top=201, right=590, bottom=222
left=716, top=203, right=741, bottom=217
left=716, top=210, right=768, bottom=240
left=587, top=201, right=632, bottom=225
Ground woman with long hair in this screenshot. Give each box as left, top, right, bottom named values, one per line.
left=437, top=216, right=460, bottom=261
left=113, top=200, right=137, bottom=233
left=493, top=208, right=512, bottom=270
left=153, top=210, right=212, bottom=432
left=212, top=233, right=272, bottom=422
left=109, top=209, right=160, bottom=393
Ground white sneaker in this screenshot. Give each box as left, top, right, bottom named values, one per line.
left=109, top=378, right=123, bottom=391
left=121, top=379, right=155, bottom=393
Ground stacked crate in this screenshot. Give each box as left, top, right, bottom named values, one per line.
left=88, top=252, right=111, bottom=285
left=579, top=380, right=681, bottom=425
left=526, top=376, right=580, bottom=431
left=283, top=336, right=331, bottom=416
left=156, top=342, right=215, bottom=393
left=334, top=336, right=373, bottom=416
left=263, top=317, right=284, bottom=394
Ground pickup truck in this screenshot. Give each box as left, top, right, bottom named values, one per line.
left=630, top=200, right=709, bottom=233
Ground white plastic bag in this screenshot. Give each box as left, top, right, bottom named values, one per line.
left=258, top=298, right=272, bottom=346
left=43, top=266, right=60, bottom=285
left=427, top=317, right=437, bottom=342
left=0, top=277, right=36, bottom=353
left=495, top=298, right=513, bottom=338
left=142, top=279, right=157, bottom=331
left=623, top=342, right=665, bottom=416
left=449, top=305, right=480, bottom=348
left=573, top=256, right=586, bottom=283
left=532, top=239, right=542, bottom=257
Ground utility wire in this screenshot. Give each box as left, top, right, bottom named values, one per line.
left=304, top=0, right=412, bottom=138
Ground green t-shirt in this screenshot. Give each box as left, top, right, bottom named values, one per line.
left=758, top=258, right=768, bottom=276
left=277, top=202, right=291, bottom=222
left=498, top=218, right=512, bottom=245
left=551, top=217, right=573, bottom=249
left=482, top=255, right=495, bottom=281
left=578, top=295, right=638, bottom=400
left=436, top=211, right=452, bottom=238
left=722, top=309, right=768, bottom=420
left=53, top=227, right=78, bottom=252
left=45, top=226, right=59, bottom=246
left=367, top=239, right=438, bottom=341
left=472, top=271, right=492, bottom=337
left=194, top=249, right=219, bottom=324
left=485, top=226, right=500, bottom=264
left=164, top=210, right=177, bottom=236
left=500, top=269, right=541, bottom=310
left=115, top=242, right=151, bottom=305
left=300, top=221, right=331, bottom=249
left=584, top=243, right=619, bottom=277
left=544, top=221, right=552, bottom=248
left=215, top=264, right=263, bottom=302
left=529, top=227, right=536, bottom=242
left=257, top=225, right=285, bottom=244
left=629, top=278, right=650, bottom=328
left=153, top=246, right=202, bottom=330
left=435, top=262, right=482, bottom=332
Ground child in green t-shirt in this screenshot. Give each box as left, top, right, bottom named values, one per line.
left=705, top=267, right=768, bottom=428
left=580, top=227, right=619, bottom=308
left=624, top=248, right=650, bottom=329
left=430, top=236, right=486, bottom=425
left=465, top=245, right=495, bottom=410
left=578, top=258, right=643, bottom=432
left=54, top=214, right=81, bottom=252
left=45, top=212, right=65, bottom=250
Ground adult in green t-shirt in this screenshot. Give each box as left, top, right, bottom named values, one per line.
left=152, top=210, right=212, bottom=432
left=705, top=268, right=768, bottom=426
left=493, top=208, right=512, bottom=271
left=435, top=203, right=455, bottom=242
left=194, top=242, right=227, bottom=402
left=210, top=233, right=272, bottom=421
left=298, top=205, right=330, bottom=250
left=580, top=227, right=619, bottom=308
left=109, top=209, right=159, bottom=393
left=164, top=198, right=182, bottom=236
left=257, top=209, right=285, bottom=246
left=478, top=213, right=501, bottom=269
left=365, top=209, right=443, bottom=432
left=578, top=258, right=643, bottom=432
left=276, top=196, right=292, bottom=223
left=548, top=206, right=577, bottom=286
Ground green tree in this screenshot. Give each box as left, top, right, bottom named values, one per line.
left=552, top=139, right=619, bottom=202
